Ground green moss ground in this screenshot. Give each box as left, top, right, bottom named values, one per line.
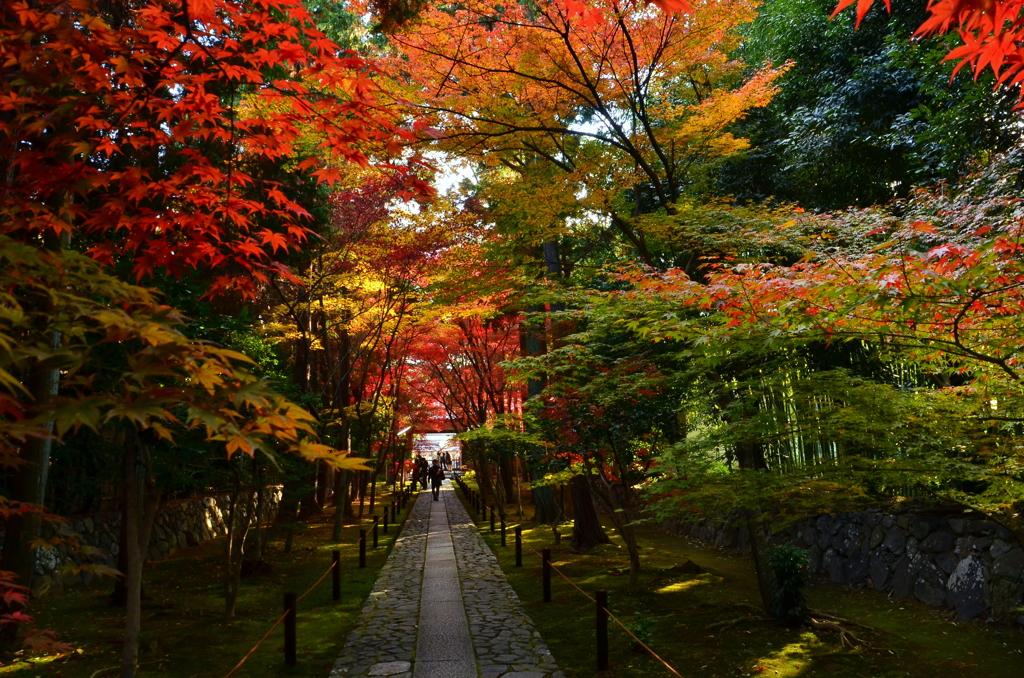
left=2, top=488, right=410, bottom=678
left=19, top=481, right=1024, bottom=678
left=455, top=484, right=1024, bottom=678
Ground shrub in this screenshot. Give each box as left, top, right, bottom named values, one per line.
left=766, top=544, right=810, bottom=625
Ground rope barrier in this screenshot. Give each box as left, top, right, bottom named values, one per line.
left=526, top=547, right=685, bottom=678
left=222, top=609, right=290, bottom=678
left=454, top=480, right=681, bottom=675
left=221, top=492, right=408, bottom=678
left=450, top=478, right=684, bottom=675
left=297, top=538, right=359, bottom=604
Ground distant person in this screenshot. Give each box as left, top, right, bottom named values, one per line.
left=428, top=459, right=445, bottom=501
left=412, top=454, right=425, bottom=490
left=417, top=455, right=429, bottom=490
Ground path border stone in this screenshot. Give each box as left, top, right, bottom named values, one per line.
left=445, top=487, right=563, bottom=678
left=329, top=493, right=430, bottom=678
left=329, top=483, right=563, bottom=678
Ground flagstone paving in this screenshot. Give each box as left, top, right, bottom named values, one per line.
left=328, top=482, right=563, bottom=678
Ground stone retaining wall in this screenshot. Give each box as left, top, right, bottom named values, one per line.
left=36, top=488, right=281, bottom=584
left=663, top=509, right=1024, bottom=626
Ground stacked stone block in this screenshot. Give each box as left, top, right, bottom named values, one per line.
left=665, top=509, right=1024, bottom=626
left=29, top=489, right=281, bottom=584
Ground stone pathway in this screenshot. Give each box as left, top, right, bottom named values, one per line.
left=329, top=482, right=562, bottom=678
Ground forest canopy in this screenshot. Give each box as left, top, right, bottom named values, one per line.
left=3, top=0, right=1024, bottom=669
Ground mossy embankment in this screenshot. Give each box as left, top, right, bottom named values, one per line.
left=454, top=482, right=1023, bottom=678
left=2, top=489, right=411, bottom=678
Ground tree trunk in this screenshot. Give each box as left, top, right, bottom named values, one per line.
left=298, top=463, right=322, bottom=518
left=243, top=457, right=267, bottom=573
left=3, top=350, right=60, bottom=595
left=531, top=477, right=558, bottom=524
left=614, top=524, right=638, bottom=594
left=521, top=266, right=559, bottom=525
left=736, top=440, right=768, bottom=471
left=332, top=469, right=351, bottom=542
left=275, top=478, right=301, bottom=554
left=357, top=470, right=367, bottom=519
left=735, top=437, right=773, bottom=613
left=316, top=461, right=332, bottom=509
left=497, top=455, right=515, bottom=510
left=223, top=461, right=254, bottom=619
left=2, top=227, right=67, bottom=606
left=470, top=443, right=498, bottom=510
left=745, top=508, right=774, bottom=614
left=111, top=479, right=131, bottom=607
left=587, top=472, right=642, bottom=593
left=570, top=475, right=610, bottom=553
left=343, top=470, right=356, bottom=517
left=120, top=431, right=160, bottom=678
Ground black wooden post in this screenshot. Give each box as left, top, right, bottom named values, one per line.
left=359, top=529, right=367, bottom=568
left=332, top=550, right=341, bottom=601
left=369, top=473, right=376, bottom=511
left=284, top=592, right=297, bottom=666
left=490, top=507, right=495, bottom=533
left=501, top=518, right=506, bottom=546
left=515, top=526, right=523, bottom=567
left=383, top=509, right=389, bottom=534
left=373, top=517, right=379, bottom=548
left=596, top=590, right=609, bottom=671
left=542, top=548, right=552, bottom=602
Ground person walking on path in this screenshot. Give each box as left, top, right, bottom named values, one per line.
left=411, top=454, right=424, bottom=491
left=417, top=456, right=429, bottom=490
left=428, top=459, right=445, bottom=501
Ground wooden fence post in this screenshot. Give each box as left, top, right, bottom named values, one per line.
left=542, top=548, right=551, bottom=602
left=332, top=550, right=341, bottom=601
left=284, top=592, right=297, bottom=666
left=515, top=526, right=523, bottom=567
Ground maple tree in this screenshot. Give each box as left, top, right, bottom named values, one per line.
left=828, top=0, right=1024, bottom=104
left=387, top=0, right=788, bottom=268
left=537, top=141, right=1024, bottom=617
left=0, top=237, right=365, bottom=665
left=520, top=345, right=680, bottom=591
left=8, top=0, right=1024, bottom=661
left=690, top=151, right=1024, bottom=525
left=259, top=168, right=452, bottom=537
left=0, top=0, right=421, bottom=668
left=1, top=0, right=426, bottom=294
left=408, top=305, right=525, bottom=510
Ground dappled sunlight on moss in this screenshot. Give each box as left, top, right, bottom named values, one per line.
left=24, top=496, right=409, bottom=678
left=458, top=478, right=1024, bottom=678
left=748, top=633, right=821, bottom=676
left=655, top=573, right=722, bottom=594
left=0, top=653, right=64, bottom=674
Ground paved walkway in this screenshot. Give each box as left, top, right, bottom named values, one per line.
left=329, top=482, right=563, bottom=678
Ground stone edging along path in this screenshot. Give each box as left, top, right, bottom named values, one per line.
left=445, top=482, right=562, bottom=678
left=328, top=491, right=428, bottom=676
left=329, top=482, right=563, bottom=678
